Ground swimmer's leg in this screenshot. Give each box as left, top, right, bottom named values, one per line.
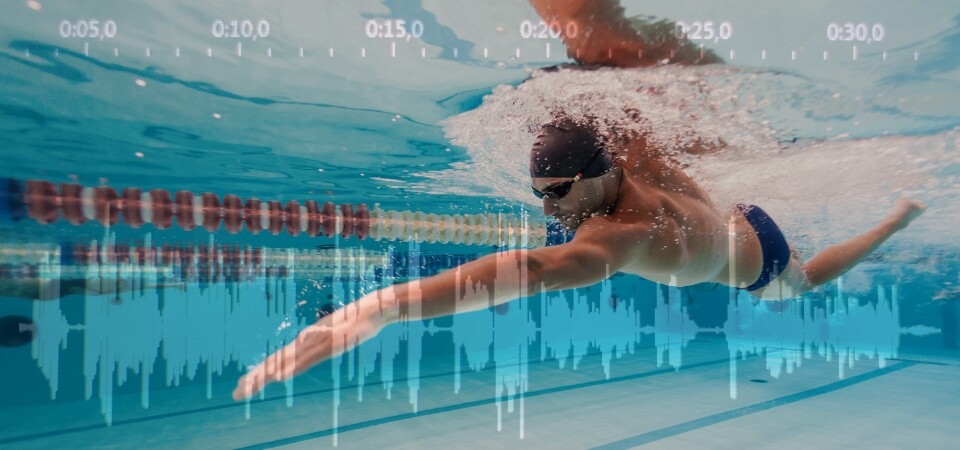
left=800, top=199, right=925, bottom=288
left=752, top=258, right=809, bottom=300
left=752, top=199, right=924, bottom=300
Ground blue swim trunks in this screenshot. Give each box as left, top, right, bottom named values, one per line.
left=737, top=204, right=791, bottom=292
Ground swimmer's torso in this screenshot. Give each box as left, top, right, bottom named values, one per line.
left=576, top=139, right=764, bottom=288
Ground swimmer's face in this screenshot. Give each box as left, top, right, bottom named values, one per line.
left=532, top=175, right=607, bottom=229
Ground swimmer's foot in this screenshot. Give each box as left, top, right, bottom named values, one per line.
left=884, top=198, right=925, bottom=231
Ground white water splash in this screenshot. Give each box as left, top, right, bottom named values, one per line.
left=691, top=130, right=960, bottom=258
left=432, top=65, right=960, bottom=262
left=431, top=65, right=781, bottom=201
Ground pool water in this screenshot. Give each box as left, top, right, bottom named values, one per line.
left=1, top=0, right=958, bottom=448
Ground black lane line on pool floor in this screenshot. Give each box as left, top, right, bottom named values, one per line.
left=590, top=361, right=917, bottom=450
left=887, top=357, right=950, bottom=366
left=235, top=356, right=741, bottom=450
left=0, top=339, right=705, bottom=445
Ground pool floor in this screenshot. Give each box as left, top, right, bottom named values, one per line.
left=1, top=338, right=956, bottom=449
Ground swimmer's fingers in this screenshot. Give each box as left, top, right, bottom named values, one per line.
left=233, top=308, right=386, bottom=401
left=233, top=364, right=265, bottom=401
left=232, top=324, right=333, bottom=401
left=279, top=324, right=335, bottom=380
left=233, top=360, right=274, bottom=401
left=282, top=310, right=388, bottom=382
left=232, top=341, right=295, bottom=400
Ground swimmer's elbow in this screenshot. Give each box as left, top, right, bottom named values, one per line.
left=528, top=245, right=617, bottom=293
left=523, top=253, right=548, bottom=296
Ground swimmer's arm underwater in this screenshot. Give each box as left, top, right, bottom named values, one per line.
left=232, top=230, right=639, bottom=400
left=528, top=0, right=722, bottom=67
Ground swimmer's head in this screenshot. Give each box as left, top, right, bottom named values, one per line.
left=529, top=118, right=612, bottom=180
left=530, top=118, right=620, bottom=229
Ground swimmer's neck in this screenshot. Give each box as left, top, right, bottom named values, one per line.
left=597, top=165, right=624, bottom=216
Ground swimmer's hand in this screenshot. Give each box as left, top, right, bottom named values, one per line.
left=232, top=300, right=389, bottom=401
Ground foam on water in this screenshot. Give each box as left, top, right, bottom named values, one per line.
left=691, top=130, right=959, bottom=257
left=435, top=65, right=960, bottom=263
left=433, top=65, right=783, bottom=200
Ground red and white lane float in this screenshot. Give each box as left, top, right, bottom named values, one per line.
left=1, top=178, right=560, bottom=247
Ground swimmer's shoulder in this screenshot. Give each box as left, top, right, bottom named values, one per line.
left=574, top=213, right=657, bottom=250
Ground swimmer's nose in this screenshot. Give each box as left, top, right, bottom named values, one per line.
left=542, top=198, right=559, bottom=217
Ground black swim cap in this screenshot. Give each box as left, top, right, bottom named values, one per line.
left=529, top=119, right=612, bottom=178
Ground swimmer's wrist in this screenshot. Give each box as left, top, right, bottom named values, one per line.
left=354, top=289, right=399, bottom=326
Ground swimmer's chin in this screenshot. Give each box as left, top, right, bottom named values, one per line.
left=555, top=215, right=586, bottom=230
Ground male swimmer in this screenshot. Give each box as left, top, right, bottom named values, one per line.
left=232, top=0, right=924, bottom=399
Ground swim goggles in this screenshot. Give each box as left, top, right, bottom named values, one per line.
left=531, top=148, right=603, bottom=200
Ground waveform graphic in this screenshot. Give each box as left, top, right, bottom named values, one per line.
left=21, top=233, right=344, bottom=426
left=724, top=279, right=941, bottom=399
left=31, top=249, right=76, bottom=401
left=12, top=234, right=941, bottom=444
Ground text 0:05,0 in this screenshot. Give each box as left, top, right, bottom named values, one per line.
left=59, top=20, right=117, bottom=39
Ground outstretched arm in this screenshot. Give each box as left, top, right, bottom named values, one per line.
left=232, top=227, right=637, bottom=400
left=528, top=0, right=721, bottom=67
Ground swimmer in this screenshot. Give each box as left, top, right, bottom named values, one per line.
left=232, top=0, right=924, bottom=399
